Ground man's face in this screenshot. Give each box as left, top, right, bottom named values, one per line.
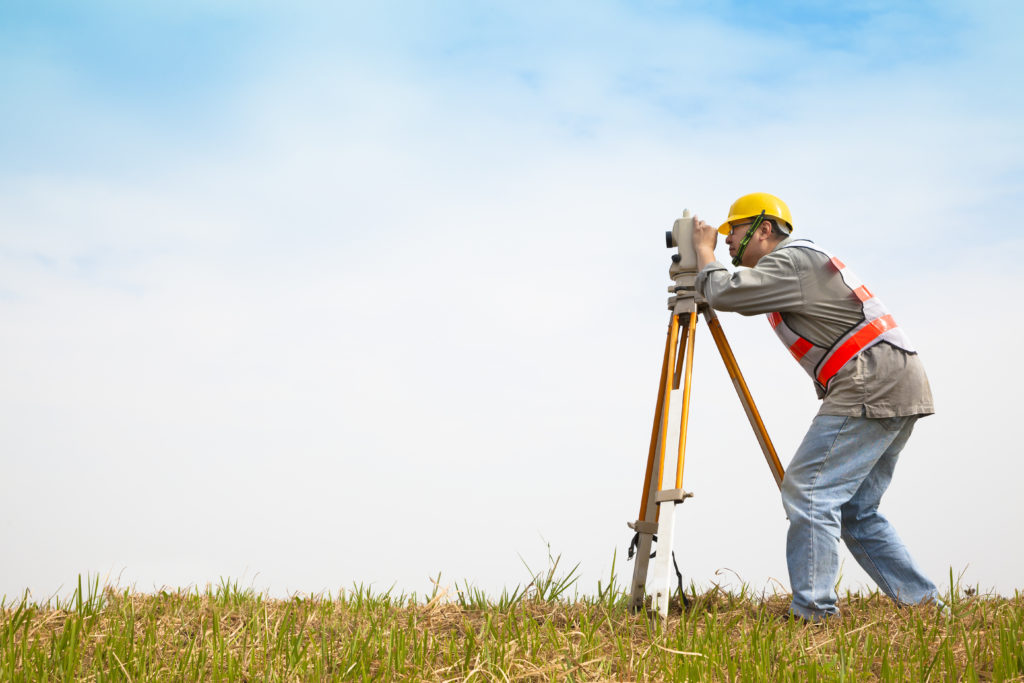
left=724, top=220, right=775, bottom=266
left=724, top=221, right=755, bottom=263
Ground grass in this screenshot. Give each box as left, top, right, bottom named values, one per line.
left=2, top=565, right=1022, bottom=681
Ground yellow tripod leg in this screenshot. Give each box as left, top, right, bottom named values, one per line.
left=654, top=314, right=681, bottom=502
left=703, top=308, right=786, bottom=489
left=637, top=313, right=680, bottom=522
left=630, top=313, right=680, bottom=614
left=652, top=310, right=697, bottom=619
left=674, top=311, right=698, bottom=490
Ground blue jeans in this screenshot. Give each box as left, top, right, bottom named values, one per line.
left=780, top=414, right=939, bottom=620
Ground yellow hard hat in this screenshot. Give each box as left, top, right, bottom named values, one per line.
left=717, top=192, right=794, bottom=235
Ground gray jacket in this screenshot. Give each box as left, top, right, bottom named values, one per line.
left=695, top=236, right=934, bottom=418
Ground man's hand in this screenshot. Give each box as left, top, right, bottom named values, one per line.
left=692, top=215, right=718, bottom=270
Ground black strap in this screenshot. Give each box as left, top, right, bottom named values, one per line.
left=627, top=532, right=691, bottom=609
left=628, top=531, right=656, bottom=560
left=672, top=551, right=692, bottom=608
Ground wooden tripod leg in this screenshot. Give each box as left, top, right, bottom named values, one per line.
left=654, top=314, right=681, bottom=501
left=703, top=307, right=786, bottom=489
left=674, top=311, right=698, bottom=490
left=629, top=312, right=680, bottom=614
left=638, top=313, right=680, bottom=522
left=651, top=309, right=697, bottom=619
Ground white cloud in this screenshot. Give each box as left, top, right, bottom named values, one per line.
left=2, top=0, right=1022, bottom=601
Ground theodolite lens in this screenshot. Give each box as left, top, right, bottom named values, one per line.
left=665, top=231, right=676, bottom=249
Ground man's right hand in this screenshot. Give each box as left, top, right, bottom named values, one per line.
left=692, top=215, right=718, bottom=269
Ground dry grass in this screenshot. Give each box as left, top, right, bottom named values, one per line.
left=2, top=573, right=1022, bottom=681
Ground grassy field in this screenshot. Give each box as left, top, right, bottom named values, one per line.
left=2, top=564, right=1022, bottom=682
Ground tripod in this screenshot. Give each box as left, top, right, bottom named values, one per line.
left=627, top=264, right=787, bottom=617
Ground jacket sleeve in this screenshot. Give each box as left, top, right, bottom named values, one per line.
left=695, top=250, right=805, bottom=316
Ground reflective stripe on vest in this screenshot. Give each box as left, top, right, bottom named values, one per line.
left=765, top=240, right=915, bottom=392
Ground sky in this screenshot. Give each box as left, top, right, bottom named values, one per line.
left=2, top=0, right=1023, bottom=603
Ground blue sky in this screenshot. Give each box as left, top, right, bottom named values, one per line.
left=2, top=1, right=1004, bottom=173
left=2, top=0, right=1023, bottom=601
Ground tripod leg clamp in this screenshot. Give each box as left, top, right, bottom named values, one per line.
left=655, top=488, right=694, bottom=504
left=627, top=520, right=658, bottom=534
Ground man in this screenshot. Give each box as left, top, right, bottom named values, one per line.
left=690, top=192, right=940, bottom=622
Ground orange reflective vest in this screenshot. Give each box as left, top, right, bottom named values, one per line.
left=767, top=240, right=915, bottom=394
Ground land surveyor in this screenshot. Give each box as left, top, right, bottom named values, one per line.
left=690, top=192, right=941, bottom=622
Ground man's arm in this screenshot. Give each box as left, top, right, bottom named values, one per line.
left=696, top=254, right=805, bottom=315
